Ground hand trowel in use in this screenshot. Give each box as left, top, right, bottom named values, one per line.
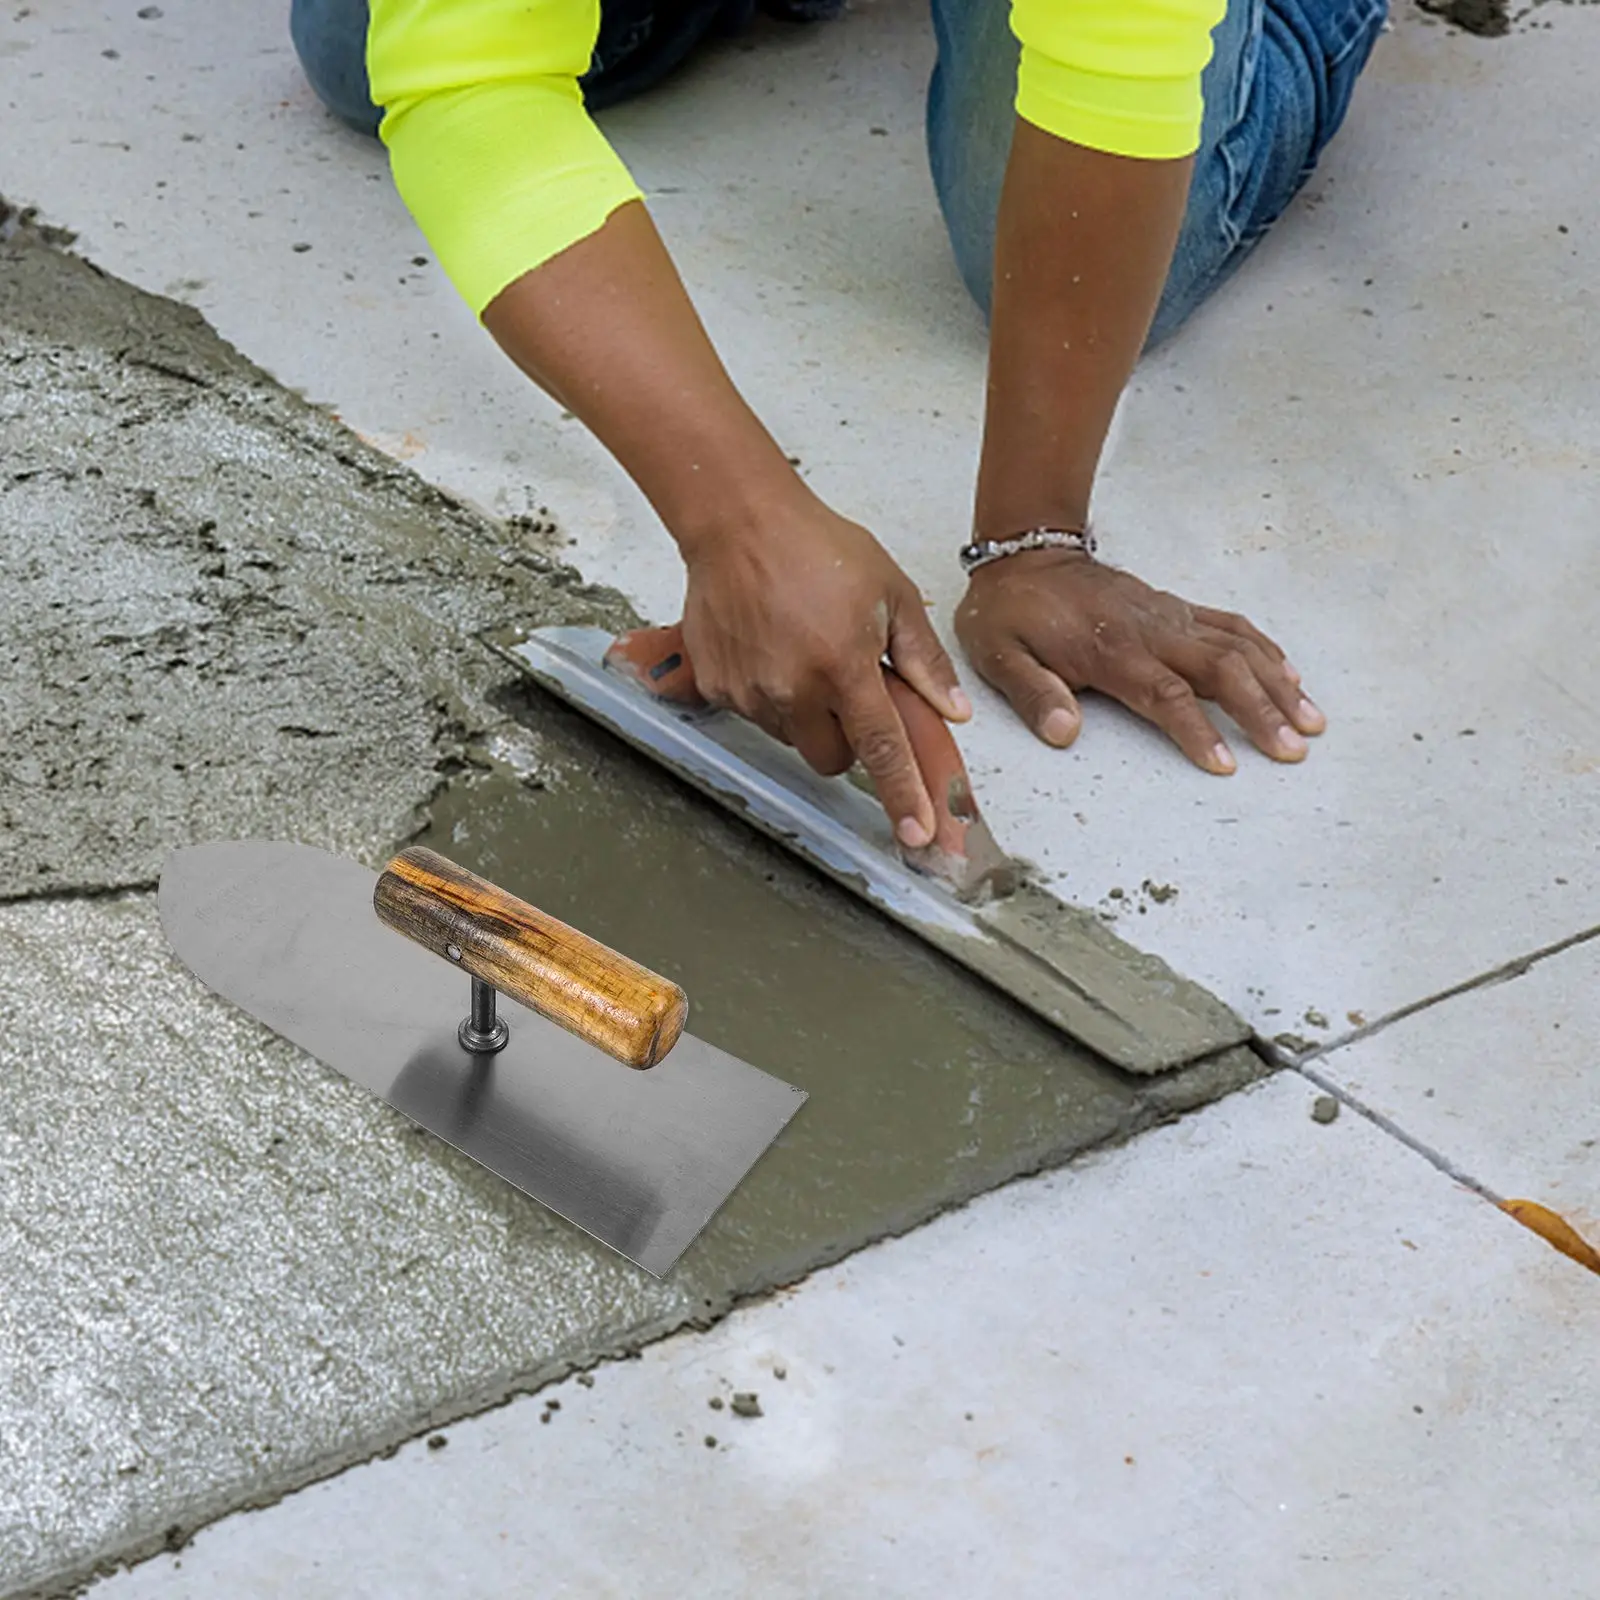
left=492, top=624, right=1250, bottom=1077
left=159, top=841, right=806, bottom=1276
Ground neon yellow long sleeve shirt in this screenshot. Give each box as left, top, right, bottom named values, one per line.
left=369, top=0, right=1226, bottom=317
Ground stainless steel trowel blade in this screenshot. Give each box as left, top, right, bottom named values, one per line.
left=159, top=841, right=807, bottom=1276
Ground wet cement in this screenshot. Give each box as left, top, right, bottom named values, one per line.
left=419, top=698, right=1261, bottom=1263
left=0, top=219, right=634, bottom=898
left=0, top=225, right=1263, bottom=1598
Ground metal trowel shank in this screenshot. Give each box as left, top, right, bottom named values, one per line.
left=159, top=841, right=806, bottom=1276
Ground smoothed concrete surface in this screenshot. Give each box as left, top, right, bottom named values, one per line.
left=85, top=1074, right=1600, bottom=1600
left=0, top=227, right=1259, bottom=1600
left=0, top=892, right=701, bottom=1599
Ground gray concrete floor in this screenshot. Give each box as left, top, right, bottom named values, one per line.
left=5, top=0, right=1599, bottom=1593
left=0, top=221, right=1255, bottom=1600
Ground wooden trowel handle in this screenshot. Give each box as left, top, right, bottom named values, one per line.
left=373, top=846, right=687, bottom=1069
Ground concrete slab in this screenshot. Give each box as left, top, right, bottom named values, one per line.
left=5, top=1, right=1597, bottom=1043
left=84, top=1073, right=1600, bottom=1600
left=0, top=228, right=1258, bottom=1600
left=0, top=228, right=631, bottom=898
left=1310, top=936, right=1600, bottom=1225
left=0, top=891, right=699, bottom=1600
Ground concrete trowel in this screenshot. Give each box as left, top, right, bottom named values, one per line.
left=492, top=623, right=1251, bottom=1076
left=159, top=841, right=806, bottom=1276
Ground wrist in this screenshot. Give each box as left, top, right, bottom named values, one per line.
left=963, top=542, right=1096, bottom=590
left=971, top=494, right=1092, bottom=545
left=661, top=445, right=815, bottom=564
left=961, top=525, right=1097, bottom=577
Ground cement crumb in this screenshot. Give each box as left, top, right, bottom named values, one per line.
left=730, top=1393, right=763, bottom=1419
left=1417, top=0, right=1509, bottom=36
left=1311, top=1096, right=1341, bottom=1125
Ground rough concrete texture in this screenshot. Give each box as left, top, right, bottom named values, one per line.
left=0, top=226, right=633, bottom=897
left=0, top=229, right=1262, bottom=1598
left=0, top=892, right=703, bottom=1597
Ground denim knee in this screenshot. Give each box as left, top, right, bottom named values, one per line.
left=1149, top=0, right=1386, bottom=343
left=290, top=0, right=381, bottom=136
left=927, top=0, right=1388, bottom=344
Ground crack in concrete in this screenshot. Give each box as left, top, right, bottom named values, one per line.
left=1263, top=919, right=1600, bottom=1069
left=1249, top=931, right=1600, bottom=1246
left=1282, top=1054, right=1501, bottom=1205
left=0, top=881, right=159, bottom=909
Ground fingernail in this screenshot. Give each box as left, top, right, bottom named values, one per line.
left=897, top=816, right=932, bottom=848
left=1211, top=743, right=1236, bottom=774
left=1283, top=660, right=1302, bottom=684
left=949, top=687, right=973, bottom=720
left=1297, top=697, right=1325, bottom=730
left=1279, top=726, right=1309, bottom=758
left=1041, top=708, right=1076, bottom=747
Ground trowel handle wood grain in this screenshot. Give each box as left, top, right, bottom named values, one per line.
left=373, top=846, right=688, bottom=1069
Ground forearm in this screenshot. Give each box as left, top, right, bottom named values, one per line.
left=481, top=201, right=809, bottom=557
left=974, top=119, right=1192, bottom=540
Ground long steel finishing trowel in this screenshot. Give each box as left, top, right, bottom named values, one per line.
left=159, top=841, right=806, bottom=1276
left=491, top=624, right=1250, bottom=1076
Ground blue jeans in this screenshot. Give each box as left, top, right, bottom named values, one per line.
left=290, top=0, right=1386, bottom=345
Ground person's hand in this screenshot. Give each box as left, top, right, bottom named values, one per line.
left=954, top=549, right=1324, bottom=772
left=681, top=496, right=970, bottom=846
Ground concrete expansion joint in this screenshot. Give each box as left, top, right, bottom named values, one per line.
left=1287, top=1058, right=1501, bottom=1204
left=1259, top=917, right=1600, bottom=1071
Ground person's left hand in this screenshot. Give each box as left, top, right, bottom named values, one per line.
left=954, top=548, right=1325, bottom=773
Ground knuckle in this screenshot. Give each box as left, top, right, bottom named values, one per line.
left=808, top=641, right=851, bottom=682
left=1089, top=621, right=1134, bottom=658
left=1016, top=683, right=1061, bottom=723
left=697, top=673, right=733, bottom=710
left=1147, top=673, right=1196, bottom=712
left=1213, top=642, right=1255, bottom=680
left=854, top=725, right=909, bottom=777
left=759, top=680, right=799, bottom=720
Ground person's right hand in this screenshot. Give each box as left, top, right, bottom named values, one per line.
left=679, top=493, right=971, bottom=849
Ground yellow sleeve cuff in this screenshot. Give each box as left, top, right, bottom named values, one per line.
left=381, top=77, right=643, bottom=316
left=1011, top=0, right=1226, bottom=160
